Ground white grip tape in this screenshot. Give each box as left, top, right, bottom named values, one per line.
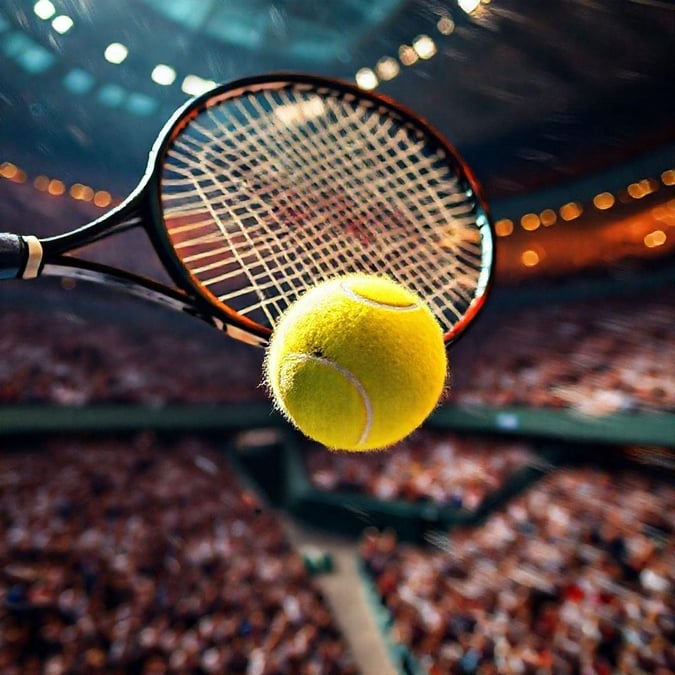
left=22, top=236, right=43, bottom=280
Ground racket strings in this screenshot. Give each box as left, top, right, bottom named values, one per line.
left=168, top=106, right=478, bottom=316
left=161, top=84, right=487, bottom=333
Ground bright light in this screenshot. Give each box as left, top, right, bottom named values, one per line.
left=34, top=0, right=56, bottom=20
left=437, top=16, right=455, bottom=35
left=94, top=191, right=112, bottom=208
left=458, top=0, right=481, bottom=13
left=181, top=74, right=217, bottom=96
left=398, top=45, right=418, bottom=66
left=104, top=42, right=128, bottom=64
left=413, top=35, right=437, bottom=60
left=593, top=192, right=615, bottom=210
left=644, top=230, right=666, bottom=248
left=48, top=178, right=65, bottom=196
left=520, top=213, right=540, bottom=231
left=559, top=202, right=583, bottom=221
left=355, top=67, right=378, bottom=90
left=494, top=219, right=514, bottom=237
left=375, top=57, right=400, bottom=81
left=540, top=209, right=557, bottom=226
left=275, top=97, right=326, bottom=126
left=521, top=249, right=540, bottom=267
left=69, top=183, right=94, bottom=201
left=151, top=64, right=176, bottom=86
left=52, top=15, right=74, bottom=34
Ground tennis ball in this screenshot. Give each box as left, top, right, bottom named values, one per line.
left=264, top=274, right=448, bottom=451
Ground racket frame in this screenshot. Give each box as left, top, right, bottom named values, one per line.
left=11, top=72, right=495, bottom=346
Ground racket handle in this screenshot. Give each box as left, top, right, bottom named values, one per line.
left=0, top=234, right=42, bottom=280
left=0, top=233, right=26, bottom=279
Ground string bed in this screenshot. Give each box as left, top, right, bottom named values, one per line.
left=161, top=81, right=490, bottom=336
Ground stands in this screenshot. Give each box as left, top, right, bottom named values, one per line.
left=0, top=435, right=357, bottom=674
left=1, top=214, right=673, bottom=674
left=359, top=467, right=674, bottom=675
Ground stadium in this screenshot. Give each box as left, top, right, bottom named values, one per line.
left=0, top=1, right=673, bottom=673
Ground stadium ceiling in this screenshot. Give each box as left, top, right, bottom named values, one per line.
left=0, top=0, right=673, bottom=202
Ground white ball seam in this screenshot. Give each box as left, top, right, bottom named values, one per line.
left=340, top=281, right=419, bottom=312
left=285, top=352, right=373, bottom=446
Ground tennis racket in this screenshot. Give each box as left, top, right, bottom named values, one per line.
left=0, top=72, right=494, bottom=347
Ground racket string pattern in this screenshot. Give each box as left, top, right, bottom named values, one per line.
left=0, top=74, right=492, bottom=346
left=161, top=82, right=490, bottom=339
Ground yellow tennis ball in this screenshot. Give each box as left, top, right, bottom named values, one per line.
left=264, top=274, right=448, bottom=451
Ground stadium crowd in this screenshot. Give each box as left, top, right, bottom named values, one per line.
left=2, top=286, right=674, bottom=416
left=0, top=436, right=356, bottom=675
left=305, top=430, right=537, bottom=509
left=451, top=295, right=675, bottom=415
left=0, top=297, right=265, bottom=406
left=361, top=466, right=674, bottom=674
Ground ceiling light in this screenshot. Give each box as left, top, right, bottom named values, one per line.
left=151, top=64, right=176, bottom=86
left=104, top=42, right=128, bottom=64
left=33, top=0, right=55, bottom=20
left=458, top=0, right=481, bottom=14
left=355, top=68, right=378, bottom=90
left=375, top=57, right=400, bottom=81
left=398, top=45, right=418, bottom=66
left=51, top=15, right=74, bottom=34
left=413, top=35, right=437, bottom=59
left=181, top=74, right=217, bottom=96
left=437, top=16, right=455, bottom=35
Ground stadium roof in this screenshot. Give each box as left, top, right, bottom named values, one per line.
left=0, top=0, right=673, bottom=203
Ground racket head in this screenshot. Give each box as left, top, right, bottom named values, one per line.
left=146, top=72, right=494, bottom=344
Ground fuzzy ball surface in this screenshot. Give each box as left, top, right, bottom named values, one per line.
left=264, top=274, right=448, bottom=451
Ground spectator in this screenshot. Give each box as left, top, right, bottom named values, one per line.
left=0, top=435, right=357, bottom=674
left=305, top=430, right=536, bottom=509
left=361, top=466, right=674, bottom=674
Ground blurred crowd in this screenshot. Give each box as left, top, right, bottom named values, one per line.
left=305, top=430, right=536, bottom=509
left=2, top=285, right=674, bottom=416
left=361, top=467, right=674, bottom=674
left=0, top=296, right=265, bottom=406
left=451, top=295, right=675, bottom=415
left=0, top=436, right=356, bottom=674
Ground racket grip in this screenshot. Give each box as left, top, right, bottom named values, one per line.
left=0, top=233, right=27, bottom=279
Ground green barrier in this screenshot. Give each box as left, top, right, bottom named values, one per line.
left=429, top=405, right=675, bottom=448
left=2, top=402, right=671, bottom=449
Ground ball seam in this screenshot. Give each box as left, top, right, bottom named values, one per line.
left=340, top=281, right=419, bottom=312
left=286, top=352, right=373, bottom=446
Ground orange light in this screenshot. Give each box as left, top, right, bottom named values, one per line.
left=521, top=249, right=540, bottom=267
left=540, top=209, right=557, bottom=226
left=495, top=218, right=513, bottom=237
left=644, top=230, right=666, bottom=248
left=375, top=57, right=399, bottom=81
left=628, top=179, right=657, bottom=199
left=0, top=162, right=18, bottom=179
left=34, top=175, right=50, bottom=191
left=593, top=192, right=615, bottom=210
left=559, top=202, right=583, bottom=221
left=398, top=45, right=418, bottom=66
left=93, top=190, right=112, bottom=207
left=520, top=213, right=540, bottom=231
left=48, top=179, right=66, bottom=196
left=661, top=169, right=675, bottom=186
left=70, top=183, right=94, bottom=201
